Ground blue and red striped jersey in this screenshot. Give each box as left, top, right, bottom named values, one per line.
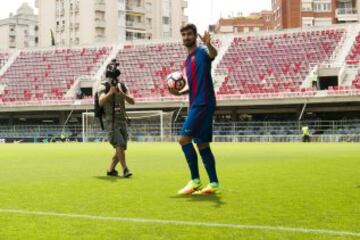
left=184, top=46, right=216, bottom=107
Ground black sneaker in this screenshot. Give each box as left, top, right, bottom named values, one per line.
left=107, top=169, right=119, bottom=177
left=123, top=168, right=133, bottom=178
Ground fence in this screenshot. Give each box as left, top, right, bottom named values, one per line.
left=1, top=120, right=360, bottom=143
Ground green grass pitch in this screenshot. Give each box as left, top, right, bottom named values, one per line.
left=0, top=142, right=359, bottom=240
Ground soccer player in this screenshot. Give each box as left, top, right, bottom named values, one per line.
left=169, top=23, right=220, bottom=195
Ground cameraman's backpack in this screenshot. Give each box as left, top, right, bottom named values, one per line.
left=94, top=82, right=110, bottom=130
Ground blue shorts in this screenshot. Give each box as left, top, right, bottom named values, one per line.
left=180, top=106, right=215, bottom=144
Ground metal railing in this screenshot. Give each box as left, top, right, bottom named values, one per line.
left=1, top=120, right=360, bottom=143
left=2, top=88, right=360, bottom=108
left=336, top=8, right=358, bottom=15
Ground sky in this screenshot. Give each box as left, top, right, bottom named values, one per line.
left=0, top=0, right=36, bottom=18
left=186, top=0, right=272, bottom=32
left=0, top=0, right=272, bottom=32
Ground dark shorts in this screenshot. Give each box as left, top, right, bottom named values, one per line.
left=180, top=106, right=215, bottom=144
left=107, top=121, right=128, bottom=150
left=302, top=135, right=311, bottom=143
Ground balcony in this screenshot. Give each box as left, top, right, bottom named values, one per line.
left=126, top=35, right=146, bottom=41
left=95, top=1, right=105, bottom=12
left=9, top=30, right=16, bottom=37
left=336, top=8, right=359, bottom=21
left=126, top=5, right=146, bottom=15
left=95, top=18, right=106, bottom=28
left=9, top=41, right=16, bottom=48
left=126, top=20, right=146, bottom=30
left=95, top=34, right=106, bottom=42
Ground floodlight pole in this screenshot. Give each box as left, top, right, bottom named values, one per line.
left=160, top=111, right=164, bottom=142
left=82, top=112, right=86, bottom=142
left=299, top=102, right=308, bottom=121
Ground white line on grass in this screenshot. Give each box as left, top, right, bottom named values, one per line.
left=0, top=208, right=359, bottom=237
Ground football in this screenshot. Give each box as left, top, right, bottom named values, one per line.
left=167, top=72, right=186, bottom=92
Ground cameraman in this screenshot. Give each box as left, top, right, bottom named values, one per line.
left=98, top=59, right=135, bottom=177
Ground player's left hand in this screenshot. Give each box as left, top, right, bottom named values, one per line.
left=199, top=31, right=211, bottom=45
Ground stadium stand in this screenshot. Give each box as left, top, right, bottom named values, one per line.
left=346, top=32, right=360, bottom=65
left=216, top=29, right=345, bottom=97
left=115, top=39, right=222, bottom=100
left=352, top=70, right=360, bottom=89
left=116, top=41, right=187, bottom=99
left=0, top=25, right=358, bottom=109
left=0, top=46, right=112, bottom=102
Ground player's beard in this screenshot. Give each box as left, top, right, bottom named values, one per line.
left=184, top=39, right=196, bottom=48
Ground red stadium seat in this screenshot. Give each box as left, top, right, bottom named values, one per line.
left=216, top=28, right=345, bottom=97
left=0, top=47, right=112, bottom=102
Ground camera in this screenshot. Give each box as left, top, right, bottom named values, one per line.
left=105, top=59, right=128, bottom=94
left=106, top=59, right=121, bottom=86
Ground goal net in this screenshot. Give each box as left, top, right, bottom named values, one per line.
left=82, top=110, right=175, bottom=142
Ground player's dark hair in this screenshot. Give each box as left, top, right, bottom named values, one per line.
left=180, top=23, right=197, bottom=36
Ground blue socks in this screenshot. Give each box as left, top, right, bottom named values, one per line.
left=199, top=147, right=219, bottom=183
left=182, top=144, right=219, bottom=183
left=181, top=143, right=199, bottom=180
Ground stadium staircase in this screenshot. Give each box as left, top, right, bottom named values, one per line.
left=94, top=44, right=122, bottom=80
left=211, top=35, right=234, bottom=92
left=0, top=50, right=20, bottom=98
left=65, top=44, right=120, bottom=98
left=300, top=65, right=318, bottom=89
left=332, top=24, right=360, bottom=66
left=344, top=25, right=360, bottom=89
left=0, top=50, right=20, bottom=76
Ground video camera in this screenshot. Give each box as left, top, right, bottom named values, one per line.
left=105, top=59, right=121, bottom=86
left=105, top=59, right=127, bottom=94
